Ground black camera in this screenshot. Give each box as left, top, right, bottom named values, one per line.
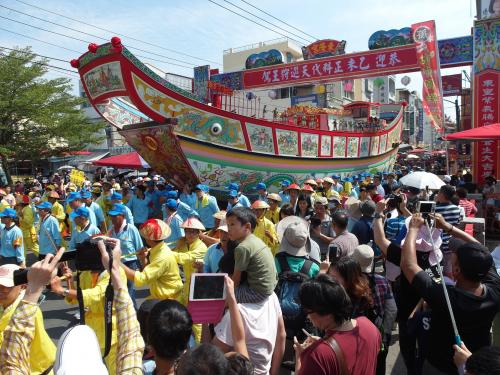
left=310, top=217, right=321, bottom=228
left=386, top=194, right=402, bottom=208
left=13, top=239, right=112, bottom=286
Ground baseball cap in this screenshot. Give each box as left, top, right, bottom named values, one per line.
left=194, top=184, right=205, bottom=191
left=443, top=175, right=452, bottom=183
left=107, top=192, right=122, bottom=201
left=228, top=190, right=238, bottom=198
left=456, top=242, right=493, bottom=282
left=226, top=182, right=239, bottom=191
left=36, top=201, right=53, bottom=210
left=352, top=245, right=375, bottom=273
left=0, top=208, right=17, bottom=219
left=281, top=180, right=290, bottom=187
left=80, top=190, right=92, bottom=199
left=166, top=191, right=178, bottom=200
left=69, top=206, right=90, bottom=220
left=66, top=192, right=82, bottom=203
left=332, top=174, right=341, bottom=179
left=108, top=204, right=127, bottom=217
left=254, top=182, right=267, bottom=191
left=165, top=199, right=178, bottom=210
left=0, top=264, right=20, bottom=287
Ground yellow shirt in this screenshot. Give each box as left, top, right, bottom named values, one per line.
left=134, top=242, right=183, bottom=300
left=253, top=216, right=279, bottom=255
left=325, top=188, right=340, bottom=200
left=19, top=205, right=35, bottom=231
left=265, top=207, right=280, bottom=225
left=66, top=269, right=127, bottom=374
left=0, top=200, right=10, bottom=213
left=0, top=292, right=56, bottom=375
left=173, top=237, right=208, bottom=305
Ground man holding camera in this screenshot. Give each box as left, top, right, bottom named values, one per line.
left=36, top=201, right=62, bottom=261
left=0, top=208, right=25, bottom=267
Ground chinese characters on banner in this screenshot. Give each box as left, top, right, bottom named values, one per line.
left=411, top=20, right=444, bottom=132
left=242, top=45, right=419, bottom=89
left=474, top=72, right=499, bottom=182
left=473, top=18, right=500, bottom=183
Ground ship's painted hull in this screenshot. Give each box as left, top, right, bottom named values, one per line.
left=75, top=42, right=402, bottom=191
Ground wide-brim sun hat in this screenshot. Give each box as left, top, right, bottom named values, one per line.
left=267, top=193, right=282, bottom=202
left=323, top=177, right=334, bottom=184
left=304, top=178, right=318, bottom=186
left=0, top=264, right=21, bottom=287
left=140, top=219, right=171, bottom=241
left=181, top=217, right=206, bottom=231
left=286, top=183, right=301, bottom=191
left=301, top=185, right=314, bottom=192
left=352, top=245, right=374, bottom=273
left=276, top=216, right=311, bottom=256
left=213, top=210, right=227, bottom=220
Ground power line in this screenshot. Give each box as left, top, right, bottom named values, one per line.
left=0, top=14, right=194, bottom=69
left=206, top=0, right=305, bottom=44
left=0, top=45, right=70, bottom=63
left=12, top=0, right=221, bottom=66
left=0, top=51, right=78, bottom=74
left=219, top=0, right=311, bottom=44
left=238, top=0, right=319, bottom=41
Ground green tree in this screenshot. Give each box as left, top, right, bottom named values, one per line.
left=0, top=47, right=105, bottom=183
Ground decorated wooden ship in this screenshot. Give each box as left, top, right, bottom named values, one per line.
left=73, top=38, right=403, bottom=192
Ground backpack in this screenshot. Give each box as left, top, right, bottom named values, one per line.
left=275, top=253, right=313, bottom=320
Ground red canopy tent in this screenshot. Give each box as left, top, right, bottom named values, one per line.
left=444, top=123, right=500, bottom=141
left=92, top=152, right=150, bottom=169
left=408, top=148, right=427, bottom=154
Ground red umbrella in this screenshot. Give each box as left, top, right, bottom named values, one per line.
left=444, top=123, right=500, bottom=141
left=92, top=152, right=150, bottom=169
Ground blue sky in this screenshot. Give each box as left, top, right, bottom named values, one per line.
left=0, top=0, right=476, bottom=118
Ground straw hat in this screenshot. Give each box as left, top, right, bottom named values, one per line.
left=304, top=179, right=318, bottom=186
left=213, top=210, right=227, bottom=220
left=286, top=183, right=301, bottom=191
left=181, top=217, right=206, bottom=231
left=301, top=185, right=314, bottom=192
left=267, top=193, right=282, bottom=202
left=217, top=225, right=228, bottom=233
left=140, top=219, right=171, bottom=241
left=276, top=216, right=311, bottom=256
left=48, top=191, right=60, bottom=199
left=323, top=177, right=334, bottom=184
left=251, top=200, right=270, bottom=209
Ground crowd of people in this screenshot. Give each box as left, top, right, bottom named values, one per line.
left=0, top=168, right=498, bottom=375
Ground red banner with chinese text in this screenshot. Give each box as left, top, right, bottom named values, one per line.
left=412, top=21, right=444, bottom=132
left=474, top=70, right=499, bottom=183
left=242, top=45, right=419, bottom=89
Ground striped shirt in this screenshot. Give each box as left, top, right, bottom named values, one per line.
left=384, top=215, right=406, bottom=243
left=459, top=199, right=477, bottom=217
left=435, top=203, right=461, bottom=252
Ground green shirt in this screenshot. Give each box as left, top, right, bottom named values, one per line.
left=275, top=254, right=320, bottom=278
left=234, top=234, right=277, bottom=295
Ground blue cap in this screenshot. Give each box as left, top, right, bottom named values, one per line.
left=281, top=180, right=290, bottom=187
left=80, top=190, right=92, bottom=199
left=396, top=170, right=403, bottom=176
left=108, top=204, right=127, bottom=216
left=146, top=181, right=155, bottom=187
left=107, top=192, right=122, bottom=201
left=69, top=206, right=90, bottom=220
left=228, top=190, right=238, bottom=198
left=343, top=177, right=353, bottom=182
left=254, top=182, right=267, bottom=190
left=383, top=171, right=388, bottom=176
left=0, top=208, right=17, bottom=219
left=165, top=184, right=175, bottom=191
left=201, top=185, right=210, bottom=193
left=226, top=182, right=239, bottom=191
left=332, top=174, right=341, bottom=179
left=35, top=201, right=53, bottom=210
left=166, top=191, right=178, bottom=199
left=66, top=192, right=82, bottom=203
left=194, top=184, right=205, bottom=191
left=165, top=198, right=178, bottom=210
left=353, top=175, right=360, bottom=180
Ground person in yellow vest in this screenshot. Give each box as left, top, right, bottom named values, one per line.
left=322, top=177, right=341, bottom=200
left=18, top=195, right=39, bottom=256
left=121, top=218, right=183, bottom=300
left=0, top=264, right=55, bottom=374
left=96, top=180, right=113, bottom=225
left=0, top=189, right=10, bottom=213
left=47, top=191, right=66, bottom=237
left=265, top=193, right=282, bottom=225
left=173, top=217, right=208, bottom=342
left=251, top=200, right=279, bottom=255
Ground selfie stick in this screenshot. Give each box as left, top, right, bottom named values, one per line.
left=425, top=220, right=462, bottom=347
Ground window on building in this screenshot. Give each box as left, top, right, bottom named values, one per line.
left=277, top=88, right=290, bottom=99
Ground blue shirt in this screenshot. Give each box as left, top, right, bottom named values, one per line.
left=193, top=195, right=219, bottom=229
left=165, top=201, right=198, bottom=222
left=69, top=204, right=98, bottom=233
left=279, top=191, right=290, bottom=206
left=165, top=212, right=184, bottom=246
left=203, top=243, right=224, bottom=273
left=146, top=189, right=161, bottom=217
left=126, top=195, right=151, bottom=224
left=88, top=201, right=105, bottom=225
left=108, top=223, right=143, bottom=261
left=226, top=200, right=244, bottom=211
left=38, top=215, right=62, bottom=255
left=238, top=194, right=251, bottom=207
left=68, top=223, right=101, bottom=250
left=0, top=224, right=24, bottom=263
left=385, top=215, right=406, bottom=243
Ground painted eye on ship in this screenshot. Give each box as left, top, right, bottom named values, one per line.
left=210, top=123, right=223, bottom=135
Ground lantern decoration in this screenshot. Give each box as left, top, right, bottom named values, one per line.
left=88, top=43, right=98, bottom=53
left=70, top=59, right=79, bottom=68
left=111, top=36, right=123, bottom=53
left=268, top=90, right=277, bottom=99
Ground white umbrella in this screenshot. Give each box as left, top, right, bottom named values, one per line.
left=399, top=171, right=445, bottom=190
left=57, top=165, right=75, bottom=170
